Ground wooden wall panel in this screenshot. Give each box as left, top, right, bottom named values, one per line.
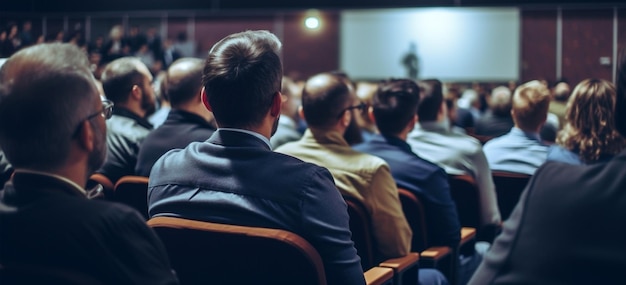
left=281, top=12, right=339, bottom=81
left=562, top=9, right=614, bottom=85
left=194, top=16, right=274, bottom=56
left=521, top=10, right=557, bottom=84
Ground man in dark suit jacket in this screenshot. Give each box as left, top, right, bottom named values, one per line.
left=0, top=43, right=178, bottom=284
left=468, top=56, right=626, bottom=284
left=353, top=79, right=460, bottom=249
left=135, top=58, right=216, bottom=177
left=147, top=30, right=364, bottom=285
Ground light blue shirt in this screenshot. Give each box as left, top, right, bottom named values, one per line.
left=483, top=127, right=548, bottom=175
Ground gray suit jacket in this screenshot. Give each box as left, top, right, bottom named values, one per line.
left=469, top=150, right=626, bottom=284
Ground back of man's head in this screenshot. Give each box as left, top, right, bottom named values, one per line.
left=202, top=30, right=282, bottom=129
left=101, top=57, right=147, bottom=104
left=490, top=86, right=513, bottom=117
left=553, top=80, right=571, bottom=102
left=417, top=79, right=444, bottom=122
left=373, top=79, right=420, bottom=136
left=301, top=73, right=353, bottom=129
left=512, top=80, right=551, bottom=132
left=167, top=58, right=204, bottom=108
left=0, top=43, right=98, bottom=171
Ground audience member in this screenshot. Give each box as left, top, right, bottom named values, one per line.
left=147, top=31, right=365, bottom=284
left=276, top=73, right=412, bottom=263
left=270, top=76, right=303, bottom=148
left=547, top=79, right=626, bottom=165
left=136, top=58, right=216, bottom=176
left=354, top=81, right=379, bottom=141
left=407, top=79, right=501, bottom=228
left=468, top=53, right=626, bottom=285
left=483, top=81, right=550, bottom=175
left=549, top=79, right=571, bottom=128
left=18, top=21, right=33, bottom=47
left=354, top=79, right=460, bottom=249
left=474, top=86, right=514, bottom=137
left=0, top=43, right=178, bottom=284
left=97, top=57, right=155, bottom=183
left=148, top=71, right=171, bottom=127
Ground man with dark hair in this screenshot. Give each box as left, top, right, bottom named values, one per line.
left=276, top=73, right=412, bottom=264
left=468, top=55, right=626, bottom=285
left=0, top=43, right=177, bottom=284
left=135, top=58, right=215, bottom=176
left=354, top=79, right=460, bottom=249
left=483, top=81, right=550, bottom=175
left=98, top=57, right=155, bottom=183
left=407, top=79, right=501, bottom=229
left=148, top=31, right=364, bottom=284
left=269, top=76, right=303, bottom=148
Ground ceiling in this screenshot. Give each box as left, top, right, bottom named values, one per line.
left=3, top=0, right=626, bottom=13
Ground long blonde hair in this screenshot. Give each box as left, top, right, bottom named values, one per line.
left=557, top=79, right=626, bottom=162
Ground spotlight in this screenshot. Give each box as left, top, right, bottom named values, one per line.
left=304, top=16, right=320, bottom=30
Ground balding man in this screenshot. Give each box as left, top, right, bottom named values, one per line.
left=483, top=81, right=551, bottom=175
left=0, top=43, right=177, bottom=284
left=98, top=57, right=155, bottom=183
left=474, top=86, right=514, bottom=137
left=135, top=58, right=216, bottom=177
left=276, top=72, right=413, bottom=263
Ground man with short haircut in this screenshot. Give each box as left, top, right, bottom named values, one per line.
left=407, top=79, right=501, bottom=228
left=549, top=80, right=571, bottom=128
left=276, top=73, right=412, bottom=263
left=148, top=31, right=364, bottom=284
left=353, top=79, right=460, bottom=249
left=98, top=57, right=155, bottom=183
left=474, top=86, right=514, bottom=137
left=468, top=54, right=626, bottom=285
left=135, top=58, right=216, bottom=177
left=269, top=76, right=302, bottom=149
left=0, top=43, right=177, bottom=284
left=483, top=81, right=551, bottom=175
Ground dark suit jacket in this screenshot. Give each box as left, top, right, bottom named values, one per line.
left=0, top=171, right=178, bottom=285
left=148, top=129, right=365, bottom=285
left=135, top=109, right=215, bottom=177
left=469, top=150, right=626, bottom=284
left=354, top=134, right=461, bottom=248
left=474, top=112, right=514, bottom=138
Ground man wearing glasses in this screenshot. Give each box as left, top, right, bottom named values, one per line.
left=276, top=72, right=413, bottom=264
left=0, top=43, right=178, bottom=284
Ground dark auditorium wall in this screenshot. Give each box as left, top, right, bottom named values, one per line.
left=521, top=10, right=557, bottom=84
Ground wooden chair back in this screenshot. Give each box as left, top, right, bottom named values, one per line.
left=148, top=216, right=327, bottom=285
left=114, top=176, right=149, bottom=219
left=492, top=171, right=531, bottom=220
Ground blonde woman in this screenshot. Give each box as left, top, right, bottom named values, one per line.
left=547, top=79, right=626, bottom=165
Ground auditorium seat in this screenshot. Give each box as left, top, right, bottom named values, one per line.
left=113, top=176, right=149, bottom=219
left=492, top=171, right=531, bottom=220
left=147, top=216, right=394, bottom=285
left=86, top=173, right=114, bottom=199
left=448, top=174, right=500, bottom=242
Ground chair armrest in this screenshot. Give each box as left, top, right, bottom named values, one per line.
left=379, top=253, right=420, bottom=285
left=365, top=267, right=394, bottom=285
left=461, top=227, right=476, bottom=245
left=420, top=246, right=452, bottom=261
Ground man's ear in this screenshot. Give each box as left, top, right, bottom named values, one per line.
left=368, top=106, right=375, bottom=123
left=201, top=87, right=212, bottom=112
left=270, top=91, right=281, bottom=117
left=341, top=108, right=351, bottom=127
left=131, top=85, right=142, bottom=101
left=298, top=106, right=305, bottom=121
left=77, top=120, right=94, bottom=152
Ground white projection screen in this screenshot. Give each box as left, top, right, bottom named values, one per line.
left=340, top=8, right=520, bottom=82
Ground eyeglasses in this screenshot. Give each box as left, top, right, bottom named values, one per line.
left=72, top=99, right=114, bottom=137
left=336, top=102, right=366, bottom=119
left=86, top=99, right=114, bottom=121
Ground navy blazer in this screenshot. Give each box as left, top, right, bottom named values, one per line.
left=354, top=134, right=461, bottom=248
left=0, top=171, right=178, bottom=284
left=469, top=150, right=626, bottom=284
left=148, top=129, right=365, bottom=285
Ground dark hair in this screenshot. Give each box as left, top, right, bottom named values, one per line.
left=417, top=79, right=443, bottom=122
left=0, top=43, right=97, bottom=171
left=301, top=73, right=353, bottom=128
left=167, top=58, right=204, bottom=107
left=101, top=57, right=146, bottom=104
left=616, top=49, right=626, bottom=137
left=373, top=79, right=420, bottom=136
left=202, top=30, right=282, bottom=129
